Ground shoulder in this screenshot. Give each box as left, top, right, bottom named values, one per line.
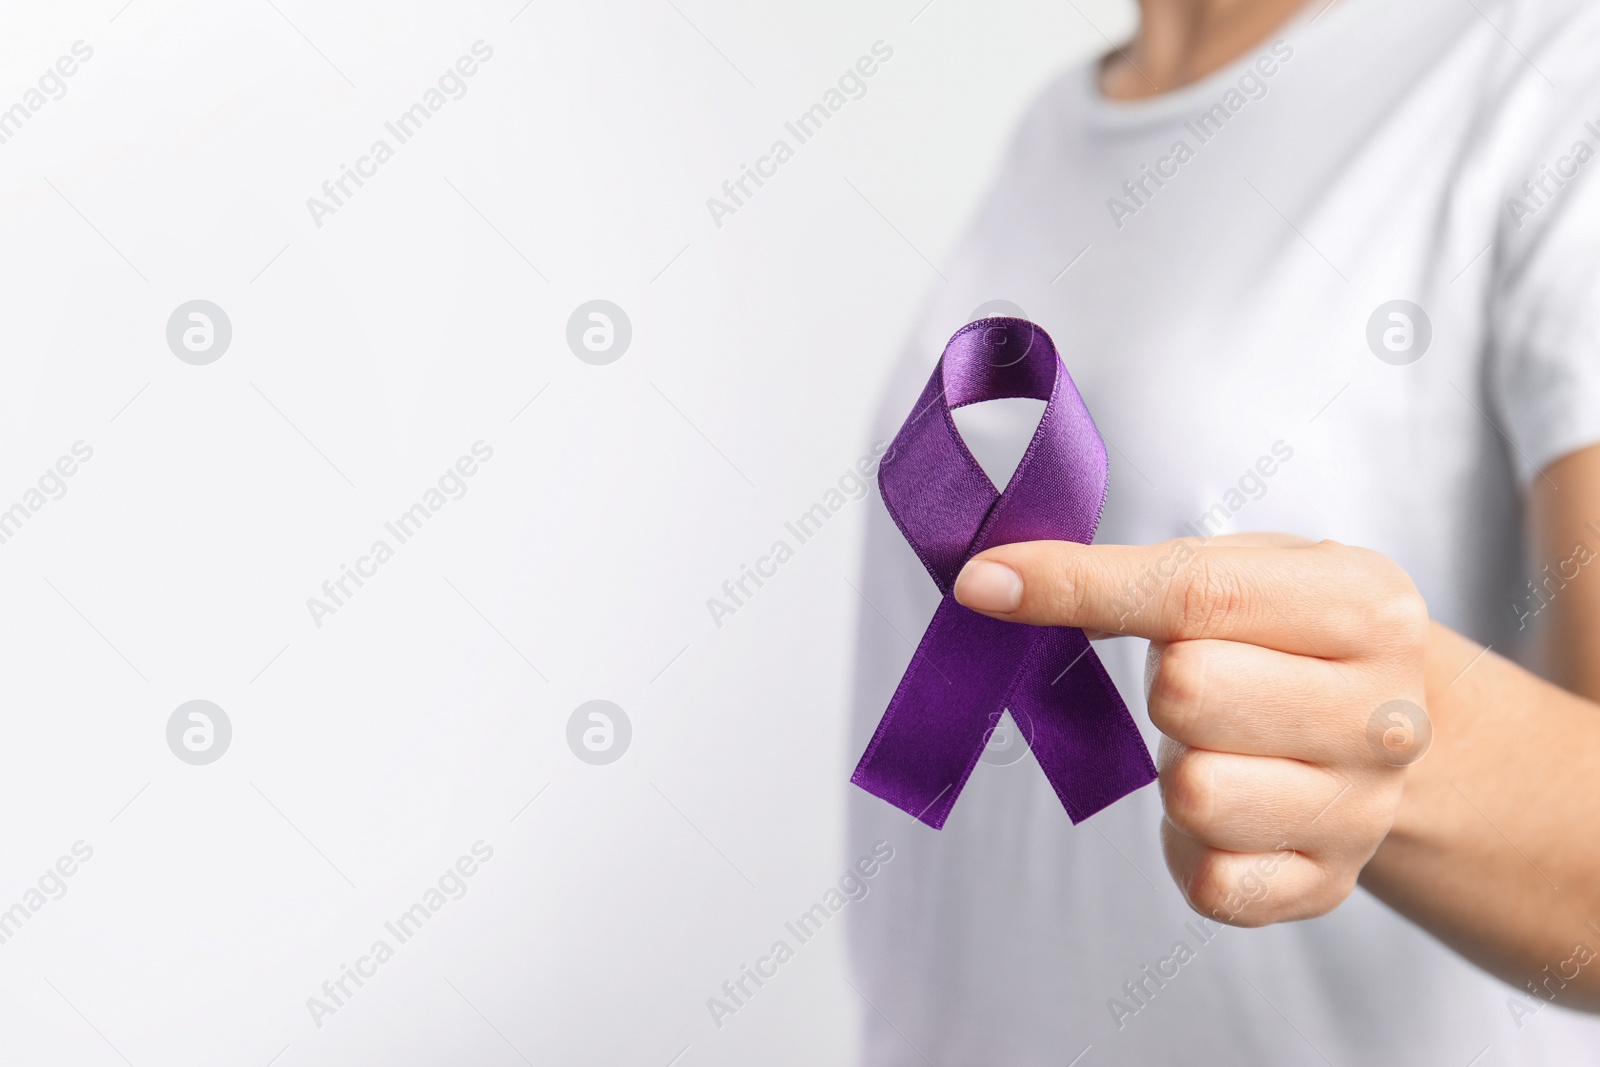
left=1458, top=0, right=1600, bottom=217
left=1462, top=0, right=1600, bottom=93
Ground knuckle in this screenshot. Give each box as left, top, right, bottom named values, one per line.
left=1295, top=869, right=1357, bottom=922
left=1181, top=848, right=1235, bottom=917
left=1169, top=556, right=1246, bottom=640
left=1372, top=588, right=1430, bottom=645
left=1147, top=644, right=1206, bottom=738
left=1161, top=749, right=1216, bottom=839
left=1046, top=548, right=1094, bottom=623
left=1337, top=545, right=1430, bottom=645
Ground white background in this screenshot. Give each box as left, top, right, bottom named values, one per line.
left=0, top=1, right=1127, bottom=1063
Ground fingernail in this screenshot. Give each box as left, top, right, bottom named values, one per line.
left=954, top=559, right=1023, bottom=613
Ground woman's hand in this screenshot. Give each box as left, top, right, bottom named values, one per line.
left=953, top=533, right=1432, bottom=926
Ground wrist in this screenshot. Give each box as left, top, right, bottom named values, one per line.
left=1374, top=622, right=1473, bottom=850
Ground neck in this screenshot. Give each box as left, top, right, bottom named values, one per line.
left=1101, top=0, right=1312, bottom=100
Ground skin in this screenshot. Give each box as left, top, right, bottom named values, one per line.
left=952, top=442, right=1600, bottom=1008
left=1099, top=0, right=1317, bottom=101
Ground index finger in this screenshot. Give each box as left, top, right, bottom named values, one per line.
left=952, top=537, right=1406, bottom=658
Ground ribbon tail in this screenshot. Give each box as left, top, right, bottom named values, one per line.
left=852, top=597, right=1033, bottom=829
left=1010, top=626, right=1157, bottom=823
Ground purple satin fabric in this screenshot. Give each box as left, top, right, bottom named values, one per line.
left=852, top=317, right=1157, bottom=829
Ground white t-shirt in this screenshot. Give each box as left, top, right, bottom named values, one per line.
left=847, top=0, right=1600, bottom=1063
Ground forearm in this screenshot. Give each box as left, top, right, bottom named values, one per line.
left=1360, top=621, right=1600, bottom=1009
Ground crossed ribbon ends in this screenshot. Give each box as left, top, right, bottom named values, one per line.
left=851, top=317, right=1157, bottom=829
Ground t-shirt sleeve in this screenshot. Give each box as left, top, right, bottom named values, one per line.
left=1487, top=46, right=1600, bottom=486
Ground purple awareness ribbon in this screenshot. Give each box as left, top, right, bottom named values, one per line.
left=852, top=317, right=1157, bottom=829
